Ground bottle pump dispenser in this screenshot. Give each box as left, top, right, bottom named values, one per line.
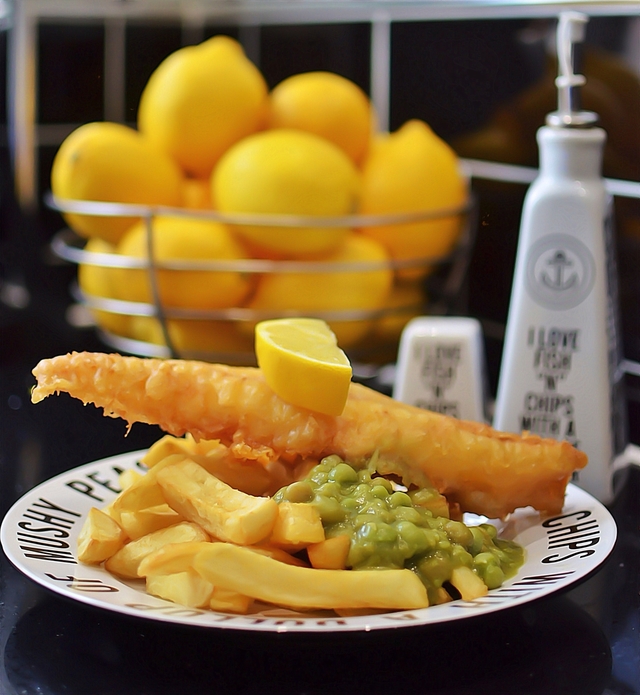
left=492, top=12, right=627, bottom=504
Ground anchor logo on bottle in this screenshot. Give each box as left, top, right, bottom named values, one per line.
left=541, top=250, right=578, bottom=291
left=525, top=234, right=595, bottom=310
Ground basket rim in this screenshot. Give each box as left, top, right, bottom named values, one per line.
left=52, top=225, right=474, bottom=273
left=46, top=192, right=473, bottom=229
left=73, top=283, right=428, bottom=322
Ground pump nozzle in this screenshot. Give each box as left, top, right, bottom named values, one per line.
left=546, top=11, right=598, bottom=128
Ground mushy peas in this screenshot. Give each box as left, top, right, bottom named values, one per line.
left=275, top=455, right=524, bottom=605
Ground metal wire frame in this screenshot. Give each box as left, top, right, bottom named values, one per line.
left=48, top=194, right=478, bottom=364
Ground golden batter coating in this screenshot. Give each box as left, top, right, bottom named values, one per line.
left=31, top=351, right=587, bottom=519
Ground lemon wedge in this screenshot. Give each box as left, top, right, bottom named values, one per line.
left=255, top=318, right=352, bottom=416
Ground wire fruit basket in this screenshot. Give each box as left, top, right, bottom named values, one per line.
left=48, top=193, right=477, bottom=367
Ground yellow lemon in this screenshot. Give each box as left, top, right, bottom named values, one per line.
left=77, top=238, right=131, bottom=335
left=255, top=318, right=352, bottom=416
left=374, top=280, right=426, bottom=343
left=181, top=177, right=214, bottom=210
left=358, top=119, right=468, bottom=276
left=247, top=233, right=393, bottom=347
left=51, top=122, right=183, bottom=244
left=268, top=71, right=373, bottom=166
left=169, top=320, right=254, bottom=359
left=138, top=35, right=269, bottom=179
left=212, top=129, right=360, bottom=258
left=115, top=216, right=251, bottom=310
left=126, top=315, right=167, bottom=346
left=129, top=317, right=254, bottom=362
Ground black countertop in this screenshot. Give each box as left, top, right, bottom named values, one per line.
left=1, top=303, right=639, bottom=695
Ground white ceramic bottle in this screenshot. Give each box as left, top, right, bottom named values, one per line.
left=492, top=12, right=627, bottom=504
left=393, top=317, right=488, bottom=423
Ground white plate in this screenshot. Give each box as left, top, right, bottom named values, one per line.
left=1, top=450, right=617, bottom=634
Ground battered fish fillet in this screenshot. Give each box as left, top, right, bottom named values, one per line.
left=31, top=352, right=587, bottom=519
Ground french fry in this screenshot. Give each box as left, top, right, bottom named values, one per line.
left=248, top=544, right=309, bottom=567
left=139, top=540, right=254, bottom=612
left=268, top=501, right=325, bottom=550
left=137, top=540, right=214, bottom=577
left=307, top=534, right=350, bottom=570
left=193, top=444, right=275, bottom=497
left=119, top=468, right=145, bottom=490
left=105, top=521, right=209, bottom=579
left=209, top=588, right=254, bottom=614
left=119, top=503, right=184, bottom=540
left=146, top=570, right=214, bottom=608
left=77, top=507, right=127, bottom=564
left=449, top=566, right=489, bottom=601
left=195, top=452, right=275, bottom=498
left=156, top=457, right=278, bottom=545
left=142, top=435, right=197, bottom=467
left=107, top=453, right=184, bottom=524
left=111, top=482, right=165, bottom=519
left=82, top=433, right=499, bottom=615
left=193, top=543, right=430, bottom=611
left=431, top=586, right=454, bottom=605
left=144, top=435, right=274, bottom=496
